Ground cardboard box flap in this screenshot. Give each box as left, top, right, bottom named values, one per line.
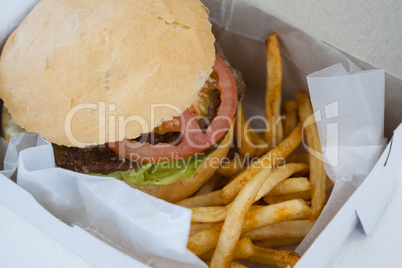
left=354, top=123, right=402, bottom=235
left=296, top=124, right=401, bottom=266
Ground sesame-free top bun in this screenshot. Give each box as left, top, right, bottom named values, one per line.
left=0, top=0, right=215, bottom=147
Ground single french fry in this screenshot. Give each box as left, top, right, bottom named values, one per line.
left=264, top=190, right=312, bottom=204
left=236, top=106, right=257, bottom=157
left=265, top=33, right=284, bottom=147
left=264, top=177, right=333, bottom=204
left=253, top=238, right=304, bottom=249
left=205, top=260, right=250, bottom=268
left=242, top=220, right=316, bottom=240
left=249, top=130, right=270, bottom=157
left=242, top=199, right=312, bottom=232
left=230, top=261, right=249, bottom=268
left=191, top=205, right=266, bottom=224
left=231, top=237, right=255, bottom=260
left=192, top=206, right=228, bottom=223
left=175, top=190, right=224, bottom=208
left=220, top=123, right=302, bottom=204
left=243, top=245, right=300, bottom=268
left=268, top=177, right=311, bottom=196
left=210, top=167, right=271, bottom=268
left=254, top=163, right=309, bottom=201
left=201, top=237, right=255, bottom=261
left=190, top=223, right=217, bottom=236
left=286, top=151, right=310, bottom=165
left=217, top=153, right=249, bottom=178
left=296, top=91, right=327, bottom=219
left=283, top=100, right=298, bottom=138
left=195, top=173, right=224, bottom=196
left=187, top=223, right=224, bottom=256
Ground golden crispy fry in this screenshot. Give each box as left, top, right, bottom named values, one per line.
left=268, top=177, right=311, bottom=196
left=283, top=100, right=298, bottom=138
left=286, top=151, right=310, bottom=165
left=264, top=176, right=333, bottom=204
left=220, top=123, right=302, bottom=204
left=217, top=153, right=248, bottom=178
left=191, top=204, right=273, bottom=224
left=242, top=199, right=312, bottom=232
left=236, top=106, right=257, bottom=157
left=210, top=167, right=271, bottom=268
left=265, top=33, right=283, bottom=147
left=242, top=220, right=316, bottom=240
left=190, top=223, right=217, bottom=236
left=243, top=245, right=300, bottom=268
left=201, top=237, right=255, bottom=261
left=230, top=261, right=249, bottom=268
left=195, top=173, right=225, bottom=196
left=187, top=223, right=224, bottom=256
left=175, top=190, right=224, bottom=208
left=253, top=238, right=304, bottom=249
left=264, top=190, right=312, bottom=204
left=296, top=91, right=327, bottom=219
left=249, top=130, right=270, bottom=157
left=191, top=206, right=228, bottom=223
left=254, top=163, right=309, bottom=201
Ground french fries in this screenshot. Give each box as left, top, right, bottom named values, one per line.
left=229, top=261, right=249, bottom=268
left=264, top=190, right=312, bottom=204
left=190, top=223, right=217, bottom=236
left=265, top=33, right=284, bottom=147
left=210, top=167, right=271, bottom=268
left=236, top=106, right=257, bottom=157
left=242, top=220, right=316, bottom=240
left=255, top=163, right=309, bottom=201
left=195, top=173, right=225, bottom=196
left=187, top=223, right=224, bottom=256
left=219, top=123, right=302, bottom=204
left=283, top=100, right=298, bottom=138
left=201, top=237, right=255, bottom=261
left=244, top=245, right=300, bottom=268
left=264, top=177, right=333, bottom=204
left=286, top=151, right=310, bottom=165
left=267, top=177, right=311, bottom=196
left=253, top=238, right=304, bottom=249
left=191, top=206, right=228, bottom=223
left=175, top=32, right=334, bottom=267
left=175, top=190, right=224, bottom=208
left=296, top=91, right=327, bottom=219
left=217, top=153, right=248, bottom=178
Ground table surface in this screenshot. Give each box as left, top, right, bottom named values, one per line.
left=1, top=1, right=401, bottom=267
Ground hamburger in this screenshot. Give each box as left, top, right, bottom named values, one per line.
left=0, top=0, right=244, bottom=202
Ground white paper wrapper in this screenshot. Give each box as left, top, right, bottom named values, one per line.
left=1, top=134, right=206, bottom=268
left=0, top=0, right=386, bottom=266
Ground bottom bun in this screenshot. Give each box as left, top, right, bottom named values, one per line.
left=131, top=123, right=234, bottom=202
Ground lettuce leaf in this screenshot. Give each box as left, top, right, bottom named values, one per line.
left=94, top=153, right=209, bottom=186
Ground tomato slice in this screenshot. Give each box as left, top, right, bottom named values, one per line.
left=107, top=55, right=237, bottom=163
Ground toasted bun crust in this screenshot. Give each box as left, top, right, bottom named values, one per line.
left=132, top=123, right=234, bottom=202
left=1, top=106, right=24, bottom=141
left=0, top=0, right=215, bottom=147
